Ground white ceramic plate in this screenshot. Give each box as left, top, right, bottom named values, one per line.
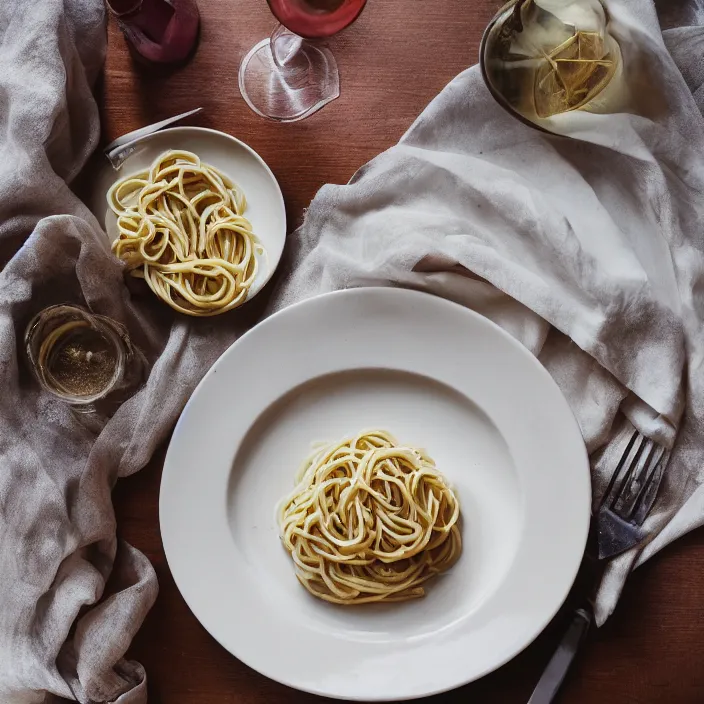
left=91, top=126, right=286, bottom=303
left=160, top=287, right=590, bottom=701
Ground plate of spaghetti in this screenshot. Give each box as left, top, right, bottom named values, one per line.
left=160, top=287, right=590, bottom=700
left=92, top=127, right=286, bottom=316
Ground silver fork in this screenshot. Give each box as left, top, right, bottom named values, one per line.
left=596, top=431, right=668, bottom=560
left=528, top=429, right=670, bottom=704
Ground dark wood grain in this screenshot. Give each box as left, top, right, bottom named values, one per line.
left=106, top=1, right=704, bottom=702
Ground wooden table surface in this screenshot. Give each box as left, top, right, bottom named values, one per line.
left=105, top=1, right=704, bottom=702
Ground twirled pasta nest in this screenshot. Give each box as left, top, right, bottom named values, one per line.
left=277, top=430, right=462, bottom=605
left=107, top=150, right=265, bottom=317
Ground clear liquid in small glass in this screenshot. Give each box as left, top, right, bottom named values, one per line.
left=25, top=304, right=146, bottom=419
left=267, top=0, right=368, bottom=38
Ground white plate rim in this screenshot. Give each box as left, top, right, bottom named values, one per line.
left=159, top=287, right=591, bottom=700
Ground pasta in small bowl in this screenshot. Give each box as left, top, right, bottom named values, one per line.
left=95, top=127, right=286, bottom=316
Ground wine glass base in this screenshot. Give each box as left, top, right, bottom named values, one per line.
left=238, top=36, right=340, bottom=123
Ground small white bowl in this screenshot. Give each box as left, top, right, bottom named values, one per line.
left=91, top=126, right=287, bottom=306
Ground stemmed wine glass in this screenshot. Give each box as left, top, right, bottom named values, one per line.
left=239, top=0, right=368, bottom=123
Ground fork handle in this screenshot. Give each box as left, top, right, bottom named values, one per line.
left=527, top=606, right=593, bottom=704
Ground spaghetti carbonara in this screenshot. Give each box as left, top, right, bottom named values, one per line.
left=277, top=430, right=462, bottom=605
left=107, top=150, right=264, bottom=317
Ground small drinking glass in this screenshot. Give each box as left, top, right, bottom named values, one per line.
left=25, top=304, right=145, bottom=418
left=239, top=0, right=368, bottom=123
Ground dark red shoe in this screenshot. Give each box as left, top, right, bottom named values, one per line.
left=107, top=0, right=200, bottom=65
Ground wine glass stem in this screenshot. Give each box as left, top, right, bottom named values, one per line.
left=270, top=22, right=303, bottom=70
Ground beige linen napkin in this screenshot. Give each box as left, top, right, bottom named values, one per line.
left=0, top=1, right=256, bottom=702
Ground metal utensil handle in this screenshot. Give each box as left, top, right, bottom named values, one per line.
left=527, top=607, right=593, bottom=704
left=103, top=107, right=203, bottom=153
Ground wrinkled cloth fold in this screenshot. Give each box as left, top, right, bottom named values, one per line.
left=0, top=1, right=253, bottom=702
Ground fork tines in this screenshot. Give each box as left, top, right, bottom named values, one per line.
left=602, top=430, right=668, bottom=528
